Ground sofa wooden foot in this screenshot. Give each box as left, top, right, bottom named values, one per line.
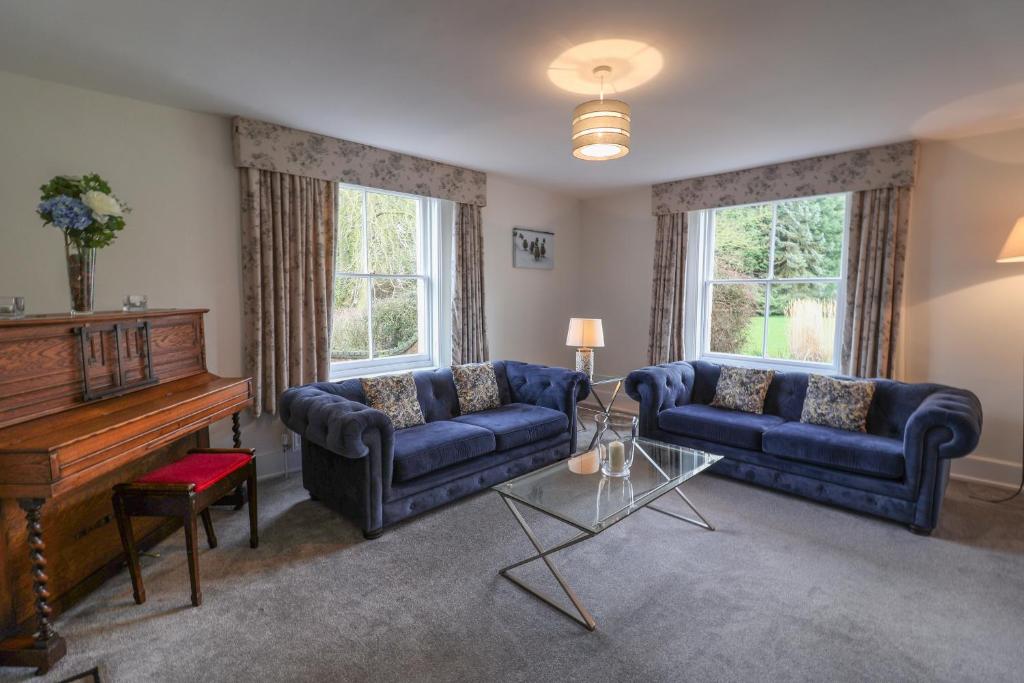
left=909, top=524, right=933, bottom=536
left=363, top=528, right=383, bottom=540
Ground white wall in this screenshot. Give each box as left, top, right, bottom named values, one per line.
left=482, top=174, right=583, bottom=369
left=904, top=128, right=1024, bottom=487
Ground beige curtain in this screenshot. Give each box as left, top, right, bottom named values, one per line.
left=647, top=212, right=688, bottom=365
left=452, top=203, right=489, bottom=364
left=842, top=186, right=911, bottom=378
left=241, top=168, right=337, bottom=415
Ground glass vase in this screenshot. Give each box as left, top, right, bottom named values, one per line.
left=65, top=238, right=97, bottom=315
left=593, top=413, right=638, bottom=477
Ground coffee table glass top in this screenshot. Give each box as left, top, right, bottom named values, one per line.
left=493, top=438, right=721, bottom=534
left=588, top=373, right=625, bottom=386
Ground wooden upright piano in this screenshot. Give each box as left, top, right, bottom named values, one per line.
left=0, top=309, right=252, bottom=674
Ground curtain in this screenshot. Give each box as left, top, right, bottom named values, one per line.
left=452, top=203, right=489, bottom=364
left=647, top=212, right=688, bottom=365
left=842, top=186, right=911, bottom=378
left=241, top=168, right=337, bottom=415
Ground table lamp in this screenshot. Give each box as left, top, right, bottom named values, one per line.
left=566, top=318, right=604, bottom=380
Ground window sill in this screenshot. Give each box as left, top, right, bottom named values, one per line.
left=698, top=353, right=840, bottom=375
left=329, top=357, right=439, bottom=381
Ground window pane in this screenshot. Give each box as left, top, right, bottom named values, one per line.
left=331, top=277, right=369, bottom=361
left=708, top=284, right=766, bottom=356
left=367, top=191, right=418, bottom=275
left=773, top=195, right=845, bottom=278
left=371, top=278, right=421, bottom=359
left=337, top=187, right=365, bottom=273
left=712, top=204, right=771, bottom=279
left=767, top=283, right=838, bottom=363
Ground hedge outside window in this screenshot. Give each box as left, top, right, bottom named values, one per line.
left=698, top=193, right=849, bottom=371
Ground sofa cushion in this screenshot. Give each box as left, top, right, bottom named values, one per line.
left=360, top=372, right=425, bottom=429
left=762, top=421, right=905, bottom=479
left=658, top=404, right=785, bottom=451
left=452, top=403, right=568, bottom=451
left=801, top=374, right=876, bottom=432
left=393, top=421, right=496, bottom=483
left=710, top=366, right=775, bottom=414
left=452, top=362, right=502, bottom=414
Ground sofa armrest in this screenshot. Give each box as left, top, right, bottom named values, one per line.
left=625, top=362, right=694, bottom=435
left=903, top=389, right=983, bottom=461
left=279, top=384, right=394, bottom=459
left=504, top=362, right=590, bottom=417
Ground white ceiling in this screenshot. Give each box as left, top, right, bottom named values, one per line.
left=2, top=1, right=1023, bottom=197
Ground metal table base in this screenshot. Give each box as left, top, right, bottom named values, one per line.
left=497, top=484, right=715, bottom=631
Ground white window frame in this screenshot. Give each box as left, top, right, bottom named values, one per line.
left=685, top=192, right=851, bottom=374
left=329, top=184, right=452, bottom=379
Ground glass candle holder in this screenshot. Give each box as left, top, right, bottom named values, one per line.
left=0, top=296, right=26, bottom=319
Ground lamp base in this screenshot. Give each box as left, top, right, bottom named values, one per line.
left=575, top=348, right=594, bottom=380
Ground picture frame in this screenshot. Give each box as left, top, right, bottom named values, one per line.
left=512, top=227, right=554, bottom=270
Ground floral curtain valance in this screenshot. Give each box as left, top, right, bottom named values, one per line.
left=651, top=141, right=917, bottom=215
left=233, top=117, right=487, bottom=206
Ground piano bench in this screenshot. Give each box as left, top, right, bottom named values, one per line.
left=111, top=448, right=259, bottom=607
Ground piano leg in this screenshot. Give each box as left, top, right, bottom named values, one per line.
left=213, top=413, right=247, bottom=510
left=0, top=499, right=67, bottom=675
left=232, top=411, right=242, bottom=448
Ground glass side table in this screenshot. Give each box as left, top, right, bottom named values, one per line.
left=578, top=374, right=627, bottom=451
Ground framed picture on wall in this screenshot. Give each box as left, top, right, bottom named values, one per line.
left=512, top=227, right=554, bottom=269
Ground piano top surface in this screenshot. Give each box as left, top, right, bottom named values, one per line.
left=0, top=372, right=249, bottom=454
left=0, top=308, right=209, bottom=328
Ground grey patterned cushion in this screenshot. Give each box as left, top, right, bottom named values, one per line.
left=800, top=374, right=876, bottom=432
left=452, top=362, right=501, bottom=414
left=710, top=366, right=775, bottom=414
left=360, top=372, right=425, bottom=430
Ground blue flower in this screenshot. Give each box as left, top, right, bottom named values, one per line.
left=38, top=195, right=93, bottom=231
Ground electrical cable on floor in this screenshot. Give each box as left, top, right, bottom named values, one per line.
left=969, top=360, right=1023, bottom=503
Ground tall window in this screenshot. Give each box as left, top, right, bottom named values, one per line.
left=332, top=184, right=449, bottom=377
left=696, top=193, right=848, bottom=370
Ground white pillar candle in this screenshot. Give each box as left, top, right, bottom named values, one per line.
left=609, top=441, right=625, bottom=472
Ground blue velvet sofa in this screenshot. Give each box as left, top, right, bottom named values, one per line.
left=625, top=361, right=982, bottom=534
left=279, top=361, right=589, bottom=538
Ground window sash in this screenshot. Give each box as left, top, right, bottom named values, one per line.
left=331, top=183, right=437, bottom=376
left=696, top=193, right=850, bottom=371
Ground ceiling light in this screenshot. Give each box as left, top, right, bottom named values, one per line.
left=572, top=66, right=631, bottom=161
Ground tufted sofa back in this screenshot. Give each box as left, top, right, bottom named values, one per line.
left=687, top=360, right=948, bottom=439
left=295, top=362, right=519, bottom=423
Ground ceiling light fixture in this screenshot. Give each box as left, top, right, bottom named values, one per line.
left=571, top=65, right=631, bottom=161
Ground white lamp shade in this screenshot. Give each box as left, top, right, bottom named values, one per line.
left=566, top=318, right=605, bottom=348
left=997, top=216, right=1024, bottom=263
left=571, top=99, right=631, bottom=161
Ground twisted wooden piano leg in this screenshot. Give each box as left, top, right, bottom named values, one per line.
left=232, top=411, right=242, bottom=448
left=0, top=499, right=67, bottom=675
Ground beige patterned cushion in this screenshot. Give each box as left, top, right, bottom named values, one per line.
left=452, top=362, right=501, bottom=414
left=710, top=366, right=775, bottom=414
left=800, top=374, right=876, bottom=432
left=360, top=372, right=425, bottom=430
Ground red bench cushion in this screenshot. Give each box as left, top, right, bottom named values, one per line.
left=136, top=452, right=251, bottom=492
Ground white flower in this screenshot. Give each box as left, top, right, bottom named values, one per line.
left=81, top=191, right=123, bottom=224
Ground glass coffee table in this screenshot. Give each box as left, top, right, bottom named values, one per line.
left=492, top=438, right=722, bottom=631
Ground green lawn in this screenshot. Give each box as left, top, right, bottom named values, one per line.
left=741, top=316, right=790, bottom=357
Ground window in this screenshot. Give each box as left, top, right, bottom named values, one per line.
left=331, top=184, right=451, bottom=377
left=693, top=193, right=848, bottom=371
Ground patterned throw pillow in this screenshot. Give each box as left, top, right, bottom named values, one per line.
left=360, top=372, right=425, bottom=430
left=452, top=362, right=501, bottom=414
left=710, top=365, right=775, bottom=414
left=800, top=374, right=876, bottom=432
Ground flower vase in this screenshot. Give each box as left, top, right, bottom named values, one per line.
left=65, top=238, right=97, bottom=315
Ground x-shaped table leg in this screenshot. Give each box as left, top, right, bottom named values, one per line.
left=497, top=495, right=597, bottom=631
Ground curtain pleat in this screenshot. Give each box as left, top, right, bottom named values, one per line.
left=452, top=203, right=489, bottom=364
left=841, top=186, right=911, bottom=378
left=241, top=168, right=336, bottom=415
left=647, top=212, right=688, bottom=365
